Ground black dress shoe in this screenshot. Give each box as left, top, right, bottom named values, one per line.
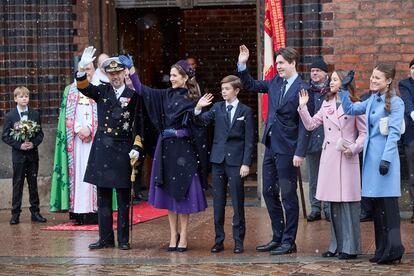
left=338, top=253, right=357, bottom=260
left=322, top=250, right=337, bottom=257
left=307, top=212, right=321, bottom=222
left=377, top=256, right=402, bottom=265
left=10, top=215, right=20, bottom=225
left=31, top=213, right=47, bottom=223
left=88, top=240, right=115, bottom=250
left=369, top=256, right=380, bottom=263
left=118, top=243, right=131, bottom=250
left=234, top=245, right=244, bottom=254
left=360, top=214, right=373, bottom=222
left=211, top=243, right=224, bottom=253
left=270, top=243, right=297, bottom=255
left=256, top=241, right=280, bottom=252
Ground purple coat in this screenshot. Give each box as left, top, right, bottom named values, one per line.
left=298, top=98, right=366, bottom=202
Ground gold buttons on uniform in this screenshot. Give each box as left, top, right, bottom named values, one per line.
left=107, top=128, right=112, bottom=133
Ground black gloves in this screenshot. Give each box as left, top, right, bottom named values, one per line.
left=379, top=160, right=390, bottom=175
left=341, top=70, right=355, bottom=90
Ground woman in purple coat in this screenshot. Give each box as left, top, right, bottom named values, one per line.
left=120, top=56, right=208, bottom=252
left=298, top=70, right=366, bottom=259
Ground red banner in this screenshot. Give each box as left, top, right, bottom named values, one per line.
left=262, top=0, right=286, bottom=122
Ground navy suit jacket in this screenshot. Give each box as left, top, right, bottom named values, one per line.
left=2, top=108, right=44, bottom=163
left=399, top=77, right=414, bottom=145
left=195, top=101, right=254, bottom=166
left=238, top=69, right=312, bottom=157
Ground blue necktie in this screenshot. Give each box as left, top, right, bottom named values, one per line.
left=279, top=80, right=288, bottom=105
left=227, top=105, right=233, bottom=126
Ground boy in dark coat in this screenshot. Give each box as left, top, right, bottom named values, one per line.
left=194, top=75, right=254, bottom=254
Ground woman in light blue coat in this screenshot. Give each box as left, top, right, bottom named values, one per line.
left=339, top=63, right=405, bottom=265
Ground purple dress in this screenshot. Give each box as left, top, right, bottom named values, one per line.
left=130, top=73, right=207, bottom=214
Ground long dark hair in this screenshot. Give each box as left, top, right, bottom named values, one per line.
left=374, top=63, right=397, bottom=113
left=325, top=70, right=360, bottom=102
left=171, top=64, right=200, bottom=100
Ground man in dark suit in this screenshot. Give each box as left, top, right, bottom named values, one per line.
left=75, top=47, right=143, bottom=250
left=399, top=58, right=414, bottom=223
left=2, top=86, right=46, bottom=225
left=194, top=75, right=254, bottom=254
left=237, top=45, right=312, bottom=255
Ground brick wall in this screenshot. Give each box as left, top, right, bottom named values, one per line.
left=283, top=0, right=334, bottom=80
left=0, top=1, right=78, bottom=125
left=182, top=7, right=258, bottom=112
left=322, top=0, right=414, bottom=92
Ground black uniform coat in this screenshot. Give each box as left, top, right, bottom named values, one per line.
left=400, top=77, right=414, bottom=146
left=76, top=73, right=139, bottom=189
left=140, top=85, right=209, bottom=200
left=194, top=101, right=254, bottom=166
left=2, top=108, right=44, bottom=163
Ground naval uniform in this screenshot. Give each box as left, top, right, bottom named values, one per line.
left=76, top=72, right=143, bottom=246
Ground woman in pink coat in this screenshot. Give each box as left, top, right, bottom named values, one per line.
left=298, top=70, right=367, bottom=259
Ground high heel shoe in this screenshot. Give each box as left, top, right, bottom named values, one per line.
left=321, top=250, right=337, bottom=258
left=177, top=246, right=187, bottom=252
left=338, top=253, right=357, bottom=260
left=167, top=234, right=180, bottom=252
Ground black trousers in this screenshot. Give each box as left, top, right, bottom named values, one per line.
left=371, top=197, right=405, bottom=261
left=11, top=160, right=40, bottom=215
left=262, top=148, right=298, bottom=245
left=212, top=163, right=245, bottom=246
left=405, top=143, right=414, bottom=206
left=97, top=187, right=130, bottom=244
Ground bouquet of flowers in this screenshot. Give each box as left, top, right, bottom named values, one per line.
left=10, top=120, right=41, bottom=142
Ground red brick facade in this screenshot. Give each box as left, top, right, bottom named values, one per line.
left=0, top=1, right=76, bottom=124
left=322, top=0, right=414, bottom=92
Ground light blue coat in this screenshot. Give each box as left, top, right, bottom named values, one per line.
left=339, top=90, right=404, bottom=197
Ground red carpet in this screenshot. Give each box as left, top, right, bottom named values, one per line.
left=42, top=202, right=168, bottom=231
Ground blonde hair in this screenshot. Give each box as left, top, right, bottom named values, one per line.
left=13, top=86, right=30, bottom=97
left=221, top=75, right=242, bottom=91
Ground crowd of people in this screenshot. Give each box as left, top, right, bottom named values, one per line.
left=2, top=43, right=414, bottom=265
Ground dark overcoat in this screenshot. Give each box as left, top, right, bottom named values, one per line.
left=76, top=73, right=139, bottom=189
left=140, top=85, right=209, bottom=200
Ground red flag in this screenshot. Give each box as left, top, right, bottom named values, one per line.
left=262, top=0, right=286, bottom=122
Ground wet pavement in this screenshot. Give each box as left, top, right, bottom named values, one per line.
left=1, top=205, right=414, bottom=275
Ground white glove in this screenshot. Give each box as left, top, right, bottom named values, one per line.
left=129, top=149, right=139, bottom=160
left=78, top=46, right=96, bottom=70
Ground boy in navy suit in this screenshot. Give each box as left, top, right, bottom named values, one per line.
left=2, top=86, right=46, bottom=225
left=195, top=75, right=254, bottom=254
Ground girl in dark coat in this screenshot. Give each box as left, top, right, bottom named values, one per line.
left=120, top=56, right=208, bottom=252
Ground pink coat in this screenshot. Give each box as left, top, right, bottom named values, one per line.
left=298, top=98, right=366, bottom=202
